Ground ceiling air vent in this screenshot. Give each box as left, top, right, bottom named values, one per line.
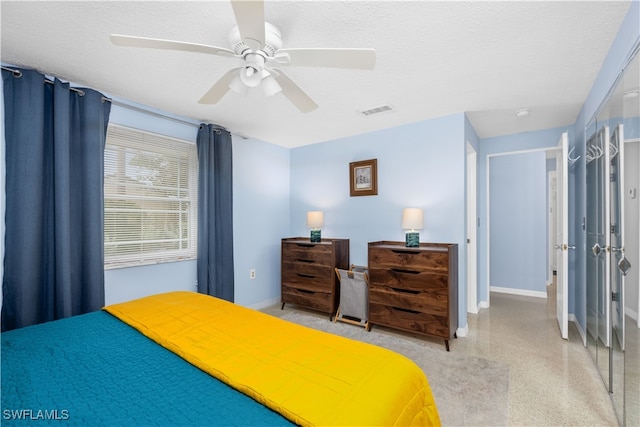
left=358, top=104, right=395, bottom=117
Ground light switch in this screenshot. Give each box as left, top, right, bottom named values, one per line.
left=629, top=188, right=637, bottom=199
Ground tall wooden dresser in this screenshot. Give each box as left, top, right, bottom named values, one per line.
left=281, top=238, right=349, bottom=319
left=368, top=241, right=458, bottom=351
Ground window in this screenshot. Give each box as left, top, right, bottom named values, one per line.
left=104, top=124, right=198, bottom=269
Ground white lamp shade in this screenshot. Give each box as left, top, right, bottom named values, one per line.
left=262, top=74, right=282, bottom=97
left=402, top=208, right=424, bottom=230
left=307, top=211, right=324, bottom=229
left=229, top=74, right=249, bottom=96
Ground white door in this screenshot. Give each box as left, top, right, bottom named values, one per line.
left=556, top=132, right=569, bottom=339
left=467, top=143, right=478, bottom=314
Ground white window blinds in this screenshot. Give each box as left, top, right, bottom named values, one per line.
left=104, top=124, right=198, bottom=269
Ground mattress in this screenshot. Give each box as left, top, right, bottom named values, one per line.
left=1, top=310, right=290, bottom=426
left=3, top=291, right=440, bottom=426
left=105, top=291, right=441, bottom=426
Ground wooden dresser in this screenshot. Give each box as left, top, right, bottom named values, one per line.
left=368, top=241, right=458, bottom=351
left=281, top=238, right=349, bottom=319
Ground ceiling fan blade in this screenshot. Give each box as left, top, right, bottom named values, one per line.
left=110, top=34, right=236, bottom=57
left=273, top=70, right=318, bottom=113
left=276, top=48, right=376, bottom=70
left=198, top=67, right=243, bottom=104
left=230, top=0, right=265, bottom=49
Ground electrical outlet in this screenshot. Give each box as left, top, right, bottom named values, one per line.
left=249, top=269, right=256, bottom=280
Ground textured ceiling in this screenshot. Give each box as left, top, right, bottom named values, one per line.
left=0, top=1, right=632, bottom=148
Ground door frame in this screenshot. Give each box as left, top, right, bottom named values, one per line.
left=486, top=145, right=563, bottom=309
left=467, top=142, right=478, bottom=314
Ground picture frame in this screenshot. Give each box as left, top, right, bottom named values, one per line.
left=349, top=158, right=378, bottom=197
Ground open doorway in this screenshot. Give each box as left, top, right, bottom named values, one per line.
left=486, top=142, right=567, bottom=339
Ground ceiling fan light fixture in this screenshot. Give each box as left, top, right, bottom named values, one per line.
left=262, top=74, right=282, bottom=97
left=229, top=74, right=250, bottom=96
left=240, top=53, right=266, bottom=87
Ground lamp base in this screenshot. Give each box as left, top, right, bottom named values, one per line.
left=405, top=232, right=419, bottom=248
left=310, top=229, right=321, bottom=243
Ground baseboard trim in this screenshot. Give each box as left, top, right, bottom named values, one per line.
left=478, top=301, right=490, bottom=309
left=569, top=314, right=587, bottom=345
left=456, top=323, right=469, bottom=338
left=248, top=296, right=281, bottom=310
left=490, top=286, right=547, bottom=299
left=625, top=306, right=639, bottom=324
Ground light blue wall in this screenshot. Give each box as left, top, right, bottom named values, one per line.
left=289, top=113, right=468, bottom=328
left=477, top=126, right=573, bottom=303
left=573, top=0, right=640, bottom=331
left=489, top=151, right=547, bottom=292
left=105, top=99, right=292, bottom=308
left=233, top=136, right=290, bottom=308
left=104, top=98, right=201, bottom=305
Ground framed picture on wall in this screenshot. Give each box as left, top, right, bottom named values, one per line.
left=349, top=158, right=378, bottom=196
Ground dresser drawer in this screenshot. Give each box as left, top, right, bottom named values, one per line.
left=368, top=283, right=448, bottom=316
left=282, top=263, right=333, bottom=291
left=369, top=246, right=449, bottom=271
left=282, top=242, right=334, bottom=266
left=369, top=303, right=449, bottom=338
left=281, top=237, right=349, bottom=318
left=369, top=267, right=449, bottom=291
left=282, top=286, right=333, bottom=313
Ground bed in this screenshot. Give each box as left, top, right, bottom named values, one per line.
left=2, top=291, right=440, bottom=426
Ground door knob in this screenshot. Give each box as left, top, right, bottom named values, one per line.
left=618, top=256, right=632, bottom=276
left=592, top=243, right=602, bottom=257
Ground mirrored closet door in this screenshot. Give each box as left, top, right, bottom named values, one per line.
left=585, top=47, right=639, bottom=427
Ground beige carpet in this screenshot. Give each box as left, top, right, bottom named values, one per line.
left=280, top=311, right=510, bottom=427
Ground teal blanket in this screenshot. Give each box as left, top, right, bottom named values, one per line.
left=1, top=311, right=292, bottom=426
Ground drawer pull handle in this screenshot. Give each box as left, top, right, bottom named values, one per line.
left=296, top=259, right=315, bottom=264
left=391, top=287, right=420, bottom=295
left=391, top=268, right=421, bottom=275
left=296, top=243, right=316, bottom=248
left=391, top=249, right=420, bottom=255
left=297, top=273, right=316, bottom=279
left=298, top=289, right=315, bottom=294
left=393, top=307, right=421, bottom=315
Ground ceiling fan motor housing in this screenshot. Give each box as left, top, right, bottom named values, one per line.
left=228, top=22, right=282, bottom=57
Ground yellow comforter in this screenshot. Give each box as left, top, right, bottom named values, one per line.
left=104, top=291, right=440, bottom=426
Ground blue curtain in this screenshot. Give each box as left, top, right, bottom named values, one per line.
left=196, top=125, right=234, bottom=302
left=2, top=68, right=111, bottom=331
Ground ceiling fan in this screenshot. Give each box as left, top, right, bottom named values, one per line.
left=110, top=0, right=376, bottom=113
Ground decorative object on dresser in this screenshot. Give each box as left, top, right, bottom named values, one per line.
left=281, top=237, right=349, bottom=320
left=306, top=211, right=324, bottom=242
left=401, top=207, right=424, bottom=247
left=349, top=158, right=378, bottom=196
left=368, top=241, right=458, bottom=351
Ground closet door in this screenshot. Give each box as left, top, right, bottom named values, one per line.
left=610, top=124, right=627, bottom=351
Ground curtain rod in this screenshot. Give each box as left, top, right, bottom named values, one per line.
left=1, top=65, right=241, bottom=135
